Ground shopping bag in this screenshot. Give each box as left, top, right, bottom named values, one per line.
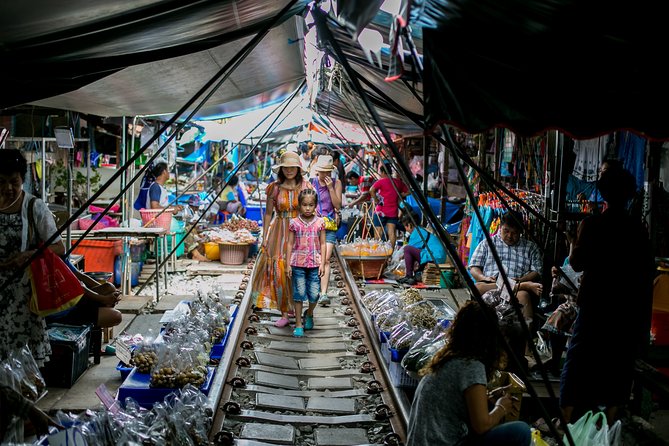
left=28, top=248, right=84, bottom=317
left=608, top=420, right=622, bottom=446
left=563, top=411, right=609, bottom=446
left=531, top=428, right=550, bottom=446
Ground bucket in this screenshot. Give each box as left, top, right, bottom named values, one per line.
left=204, top=242, right=220, bottom=260
left=439, top=270, right=455, bottom=288
left=139, top=209, right=174, bottom=231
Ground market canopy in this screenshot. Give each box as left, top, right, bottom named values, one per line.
left=0, top=0, right=308, bottom=118
left=3, top=0, right=669, bottom=139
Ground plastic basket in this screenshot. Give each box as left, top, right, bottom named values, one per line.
left=342, top=255, right=389, bottom=280
left=219, top=243, right=250, bottom=265
left=139, top=209, right=174, bottom=231
left=388, top=361, right=419, bottom=388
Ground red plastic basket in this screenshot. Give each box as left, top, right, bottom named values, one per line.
left=71, top=239, right=123, bottom=274
left=139, top=209, right=174, bottom=231
left=218, top=243, right=250, bottom=265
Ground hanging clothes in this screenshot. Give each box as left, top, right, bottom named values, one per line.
left=572, top=136, right=609, bottom=182
left=617, top=131, right=646, bottom=191
left=467, top=206, right=495, bottom=260
left=499, top=130, right=515, bottom=177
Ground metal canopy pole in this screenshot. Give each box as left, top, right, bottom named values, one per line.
left=41, top=138, right=46, bottom=200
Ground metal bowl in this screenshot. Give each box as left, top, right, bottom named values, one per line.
left=85, top=271, right=113, bottom=283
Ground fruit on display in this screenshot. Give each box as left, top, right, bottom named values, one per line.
left=220, top=218, right=259, bottom=232
left=176, top=366, right=207, bottom=388
left=131, top=349, right=158, bottom=374
left=150, top=366, right=178, bottom=388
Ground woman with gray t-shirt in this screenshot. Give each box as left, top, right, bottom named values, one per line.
left=406, top=301, right=531, bottom=446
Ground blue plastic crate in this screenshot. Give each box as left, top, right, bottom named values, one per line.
left=210, top=313, right=236, bottom=360
left=117, top=367, right=216, bottom=408
left=390, top=347, right=409, bottom=363
left=116, top=362, right=133, bottom=381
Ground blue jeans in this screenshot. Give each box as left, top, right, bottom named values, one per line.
left=292, top=266, right=320, bottom=304
left=463, top=421, right=531, bottom=446
left=325, top=230, right=337, bottom=244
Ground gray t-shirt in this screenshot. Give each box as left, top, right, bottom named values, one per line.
left=406, top=358, right=487, bottom=446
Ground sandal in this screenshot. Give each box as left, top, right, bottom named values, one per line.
left=274, top=317, right=290, bottom=328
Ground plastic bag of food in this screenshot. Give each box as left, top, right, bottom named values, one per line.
left=404, top=300, right=440, bottom=330
left=130, top=333, right=159, bottom=374
left=383, top=246, right=406, bottom=280
left=11, top=346, right=47, bottom=400
left=399, top=288, right=424, bottom=306
left=401, top=322, right=450, bottom=375
left=368, top=291, right=400, bottom=316
left=388, top=319, right=424, bottom=352
left=150, top=345, right=179, bottom=388
left=7, top=353, right=38, bottom=401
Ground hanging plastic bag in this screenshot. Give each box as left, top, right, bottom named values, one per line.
left=562, top=411, right=611, bottom=446
left=534, top=332, right=552, bottom=363
left=608, top=420, right=622, bottom=446
left=383, top=246, right=406, bottom=280
left=28, top=247, right=84, bottom=317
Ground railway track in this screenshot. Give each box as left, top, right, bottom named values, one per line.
left=207, top=252, right=409, bottom=446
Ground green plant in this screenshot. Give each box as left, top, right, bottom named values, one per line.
left=52, top=159, right=101, bottom=206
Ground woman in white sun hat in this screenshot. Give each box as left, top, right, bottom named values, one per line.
left=309, top=154, right=342, bottom=307
left=251, top=150, right=313, bottom=327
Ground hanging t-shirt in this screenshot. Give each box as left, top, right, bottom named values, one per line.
left=572, top=136, right=609, bottom=182
left=617, top=131, right=646, bottom=191
left=372, top=177, right=409, bottom=218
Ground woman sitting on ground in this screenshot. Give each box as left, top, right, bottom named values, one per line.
left=407, top=300, right=531, bottom=446
left=397, top=211, right=447, bottom=285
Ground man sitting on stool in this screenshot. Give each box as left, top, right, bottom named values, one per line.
left=468, top=211, right=543, bottom=324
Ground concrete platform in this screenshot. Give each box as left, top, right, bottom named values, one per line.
left=152, top=294, right=197, bottom=312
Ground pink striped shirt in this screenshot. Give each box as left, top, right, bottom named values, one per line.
left=289, top=216, right=325, bottom=268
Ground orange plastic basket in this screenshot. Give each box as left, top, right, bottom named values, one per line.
left=139, top=209, right=174, bottom=231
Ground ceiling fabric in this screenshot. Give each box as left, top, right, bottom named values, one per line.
left=30, top=20, right=306, bottom=118
left=0, top=0, right=308, bottom=113
left=420, top=0, right=669, bottom=140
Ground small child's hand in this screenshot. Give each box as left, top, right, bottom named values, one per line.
left=286, top=265, right=292, bottom=278
left=318, top=264, right=325, bottom=277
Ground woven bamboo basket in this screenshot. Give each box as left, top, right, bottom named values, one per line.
left=341, top=255, right=389, bottom=280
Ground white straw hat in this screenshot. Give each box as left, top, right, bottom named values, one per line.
left=312, top=155, right=334, bottom=172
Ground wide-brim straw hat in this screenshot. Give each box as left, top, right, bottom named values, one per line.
left=312, top=154, right=335, bottom=172
left=272, top=150, right=307, bottom=174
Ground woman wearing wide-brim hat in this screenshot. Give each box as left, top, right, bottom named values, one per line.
left=308, top=155, right=342, bottom=308
left=252, top=151, right=313, bottom=327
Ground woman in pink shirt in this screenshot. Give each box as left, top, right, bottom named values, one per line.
left=286, top=189, right=326, bottom=337
left=370, top=161, right=410, bottom=250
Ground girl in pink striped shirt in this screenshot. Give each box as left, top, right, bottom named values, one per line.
left=286, top=189, right=326, bottom=337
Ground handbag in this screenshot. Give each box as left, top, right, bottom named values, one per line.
left=25, top=197, right=84, bottom=317
left=323, top=216, right=338, bottom=231
left=312, top=178, right=340, bottom=231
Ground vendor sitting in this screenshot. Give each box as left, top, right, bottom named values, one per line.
left=397, top=211, right=447, bottom=285
left=48, top=259, right=123, bottom=329
left=219, top=175, right=246, bottom=218
left=468, top=211, right=543, bottom=323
